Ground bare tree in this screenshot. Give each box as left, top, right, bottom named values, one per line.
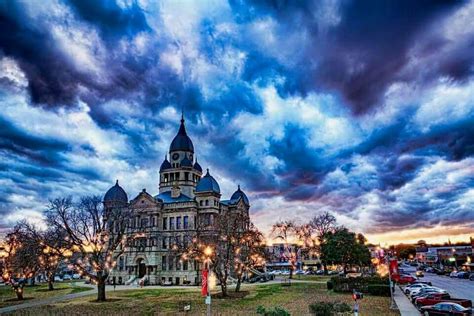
left=271, top=220, right=299, bottom=279
left=15, top=221, right=69, bottom=291
left=182, top=211, right=251, bottom=297
left=233, top=223, right=266, bottom=292
left=309, top=212, right=337, bottom=274
left=0, top=224, right=41, bottom=300
left=46, top=196, right=130, bottom=301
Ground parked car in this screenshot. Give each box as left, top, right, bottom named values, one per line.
left=398, top=274, right=417, bottom=284
left=416, top=270, right=425, bottom=277
left=457, top=272, right=470, bottom=279
left=54, top=276, right=63, bottom=282
left=294, top=270, right=305, bottom=275
left=72, top=274, right=81, bottom=279
left=426, top=267, right=435, bottom=273
left=416, top=294, right=472, bottom=310
left=62, top=274, right=72, bottom=280
left=469, top=274, right=474, bottom=281
left=411, top=289, right=448, bottom=302
left=420, top=302, right=472, bottom=315
left=404, top=283, right=432, bottom=294
left=450, top=271, right=460, bottom=278
left=414, top=281, right=433, bottom=286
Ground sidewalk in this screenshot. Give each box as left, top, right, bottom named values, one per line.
left=393, top=286, right=420, bottom=316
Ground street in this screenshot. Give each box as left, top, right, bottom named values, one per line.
left=403, top=265, right=474, bottom=302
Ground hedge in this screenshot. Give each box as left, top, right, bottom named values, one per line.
left=367, top=284, right=391, bottom=296
left=330, top=276, right=389, bottom=294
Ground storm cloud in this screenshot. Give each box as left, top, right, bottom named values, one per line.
left=0, top=0, right=473, bottom=241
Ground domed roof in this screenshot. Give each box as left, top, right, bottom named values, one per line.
left=193, top=160, right=202, bottom=172
left=196, top=169, right=220, bottom=193
left=181, top=155, right=193, bottom=167
left=160, top=156, right=172, bottom=171
left=230, top=185, right=250, bottom=205
left=104, top=180, right=128, bottom=203
left=170, top=116, right=194, bottom=153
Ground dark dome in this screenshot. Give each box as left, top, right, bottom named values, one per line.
left=160, top=156, right=172, bottom=171
left=193, top=160, right=203, bottom=172
left=231, top=185, right=250, bottom=205
left=181, top=155, right=193, bottom=167
left=170, top=117, right=194, bottom=153
left=196, top=169, right=220, bottom=193
left=104, top=180, right=128, bottom=203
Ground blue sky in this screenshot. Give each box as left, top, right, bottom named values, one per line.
left=0, top=0, right=473, bottom=244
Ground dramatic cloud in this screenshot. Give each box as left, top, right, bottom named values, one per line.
left=0, top=0, right=473, bottom=242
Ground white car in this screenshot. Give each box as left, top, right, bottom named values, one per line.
left=449, top=271, right=458, bottom=278
left=72, top=274, right=81, bottom=279
left=63, top=274, right=72, bottom=280
left=54, top=276, right=63, bottom=282
left=404, top=283, right=430, bottom=294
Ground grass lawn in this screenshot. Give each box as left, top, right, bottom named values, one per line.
left=0, top=282, right=91, bottom=308
left=10, top=282, right=400, bottom=316
left=290, top=274, right=331, bottom=282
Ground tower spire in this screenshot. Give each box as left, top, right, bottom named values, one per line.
left=181, top=106, right=184, bottom=124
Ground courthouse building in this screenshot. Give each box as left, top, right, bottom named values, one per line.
left=103, top=115, right=250, bottom=285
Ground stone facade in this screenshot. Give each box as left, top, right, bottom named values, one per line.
left=104, top=116, right=250, bottom=286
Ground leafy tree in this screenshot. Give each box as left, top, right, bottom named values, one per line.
left=320, top=228, right=371, bottom=272
left=46, top=196, right=130, bottom=301
left=393, top=244, right=416, bottom=260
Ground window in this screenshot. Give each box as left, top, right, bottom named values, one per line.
left=162, top=256, right=167, bottom=271
left=194, top=216, right=197, bottom=228
left=169, top=217, right=175, bottom=230
left=162, top=237, right=167, bottom=249
left=176, top=217, right=181, bottom=229
left=169, top=236, right=173, bottom=248
left=183, top=260, right=188, bottom=271
left=141, top=218, right=148, bottom=228
left=175, top=235, right=181, bottom=246
left=200, top=200, right=203, bottom=206
left=176, top=258, right=181, bottom=271
left=205, top=200, right=209, bottom=206
left=119, top=256, right=124, bottom=271
left=164, top=174, right=169, bottom=182
left=168, top=256, right=174, bottom=270
left=185, top=172, right=189, bottom=181
left=183, top=216, right=189, bottom=229
left=163, top=218, right=167, bottom=230
left=151, top=216, right=155, bottom=227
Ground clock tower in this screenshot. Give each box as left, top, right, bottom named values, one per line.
left=158, top=115, right=203, bottom=197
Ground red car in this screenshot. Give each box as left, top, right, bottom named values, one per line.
left=416, top=293, right=472, bottom=309
left=397, top=274, right=417, bottom=284
left=420, top=302, right=472, bottom=315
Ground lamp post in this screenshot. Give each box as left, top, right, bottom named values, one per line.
left=386, top=255, right=397, bottom=310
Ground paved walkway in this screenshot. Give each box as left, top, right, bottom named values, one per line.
left=393, top=286, right=420, bottom=316
left=0, top=278, right=325, bottom=314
